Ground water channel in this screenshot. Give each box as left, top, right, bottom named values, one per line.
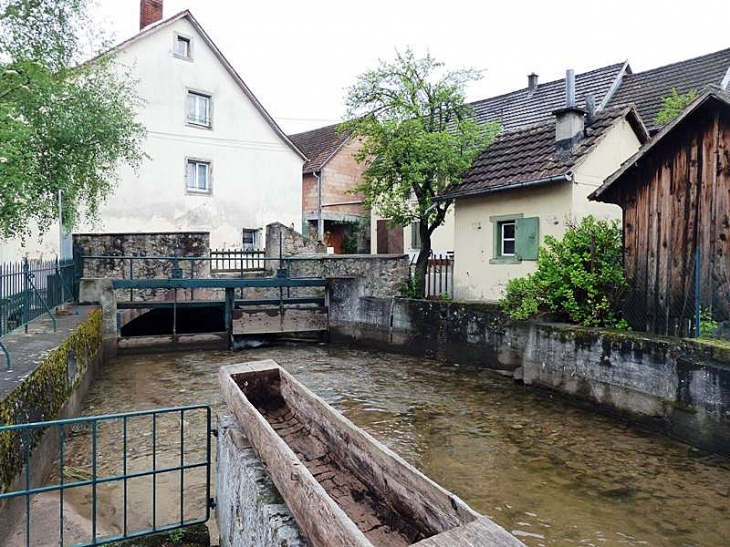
left=48, top=344, right=730, bottom=547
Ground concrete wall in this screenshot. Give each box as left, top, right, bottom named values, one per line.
left=0, top=310, right=105, bottom=542
left=571, top=117, right=641, bottom=219
left=451, top=119, right=643, bottom=302
left=452, top=183, right=573, bottom=301
left=217, top=414, right=308, bottom=547
left=330, top=297, right=730, bottom=455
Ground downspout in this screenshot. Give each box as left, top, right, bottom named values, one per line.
left=313, top=170, right=324, bottom=241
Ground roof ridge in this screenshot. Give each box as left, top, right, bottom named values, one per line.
left=626, top=46, right=730, bottom=78
left=288, top=122, right=344, bottom=139
left=468, top=61, right=626, bottom=106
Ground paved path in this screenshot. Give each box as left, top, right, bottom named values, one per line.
left=0, top=305, right=97, bottom=400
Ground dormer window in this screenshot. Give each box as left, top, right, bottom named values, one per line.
left=174, top=34, right=191, bottom=59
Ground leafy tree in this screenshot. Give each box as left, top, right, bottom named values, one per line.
left=344, top=49, right=499, bottom=297
left=654, top=88, right=698, bottom=127
left=0, top=0, right=145, bottom=241
left=501, top=216, right=629, bottom=328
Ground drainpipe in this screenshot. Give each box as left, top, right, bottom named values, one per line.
left=313, top=170, right=324, bottom=241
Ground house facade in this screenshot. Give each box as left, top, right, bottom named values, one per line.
left=0, top=2, right=304, bottom=261
left=590, top=91, right=730, bottom=336
left=288, top=124, right=370, bottom=253
left=443, top=77, right=648, bottom=301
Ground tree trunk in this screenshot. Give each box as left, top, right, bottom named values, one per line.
left=414, top=223, right=431, bottom=298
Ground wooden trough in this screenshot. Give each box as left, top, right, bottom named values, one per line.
left=219, top=360, right=525, bottom=547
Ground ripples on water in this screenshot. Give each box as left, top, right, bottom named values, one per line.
left=57, top=345, right=730, bottom=547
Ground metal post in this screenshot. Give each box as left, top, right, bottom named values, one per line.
left=22, top=257, right=29, bottom=333
left=173, top=287, right=178, bottom=350
left=694, top=245, right=702, bottom=337
left=224, top=288, right=234, bottom=349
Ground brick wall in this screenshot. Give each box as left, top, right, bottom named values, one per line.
left=302, top=139, right=367, bottom=221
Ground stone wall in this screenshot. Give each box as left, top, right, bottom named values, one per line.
left=264, top=223, right=325, bottom=267
left=74, top=232, right=211, bottom=279
left=330, top=297, right=730, bottom=455
left=217, top=414, right=308, bottom=547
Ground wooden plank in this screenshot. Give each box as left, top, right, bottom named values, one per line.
left=413, top=518, right=526, bottom=547
left=221, top=360, right=527, bottom=547
left=219, top=361, right=372, bottom=547
left=231, top=306, right=328, bottom=335
left=646, top=161, right=659, bottom=333
left=713, top=114, right=730, bottom=319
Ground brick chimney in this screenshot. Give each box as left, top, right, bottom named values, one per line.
left=553, top=69, right=586, bottom=154
left=528, top=73, right=538, bottom=92
left=140, top=0, right=163, bottom=30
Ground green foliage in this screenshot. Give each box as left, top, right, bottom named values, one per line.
left=699, top=308, right=719, bottom=339
left=438, top=292, right=453, bottom=302
left=654, top=88, right=698, bottom=127
left=400, top=270, right=421, bottom=299
left=168, top=528, right=185, bottom=544
left=501, top=216, right=629, bottom=328
left=343, top=49, right=499, bottom=296
left=0, top=0, right=145, bottom=241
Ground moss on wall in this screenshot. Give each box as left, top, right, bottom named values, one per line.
left=0, top=309, right=102, bottom=494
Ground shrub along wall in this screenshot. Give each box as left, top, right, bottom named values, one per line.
left=0, top=309, right=102, bottom=495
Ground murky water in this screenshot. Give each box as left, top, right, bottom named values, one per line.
left=51, top=345, right=730, bottom=547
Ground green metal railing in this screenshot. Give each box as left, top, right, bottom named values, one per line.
left=0, top=258, right=77, bottom=370
left=0, top=405, right=212, bottom=547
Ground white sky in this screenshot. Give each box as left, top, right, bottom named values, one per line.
left=94, top=0, right=730, bottom=135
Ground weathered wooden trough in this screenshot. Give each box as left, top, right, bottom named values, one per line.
left=220, top=360, right=525, bottom=546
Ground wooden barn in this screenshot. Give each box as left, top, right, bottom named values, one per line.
left=591, top=90, right=730, bottom=336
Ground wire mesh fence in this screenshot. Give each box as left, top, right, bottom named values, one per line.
left=621, top=246, right=730, bottom=339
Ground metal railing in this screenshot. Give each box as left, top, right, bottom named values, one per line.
left=411, top=252, right=454, bottom=299
left=210, top=249, right=265, bottom=272
left=0, top=258, right=76, bottom=369
left=0, top=405, right=212, bottom=547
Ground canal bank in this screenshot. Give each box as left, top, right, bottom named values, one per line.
left=0, top=306, right=104, bottom=542
left=328, top=295, right=730, bottom=456
left=32, top=346, right=730, bottom=547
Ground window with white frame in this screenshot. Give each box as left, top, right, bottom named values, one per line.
left=175, top=35, right=191, bottom=59
left=499, top=220, right=516, bottom=256
left=242, top=229, right=260, bottom=250
left=186, top=160, right=210, bottom=193
left=187, top=92, right=211, bottom=127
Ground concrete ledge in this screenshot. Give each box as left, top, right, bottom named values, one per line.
left=330, top=297, right=730, bottom=455
left=216, top=414, right=308, bottom=547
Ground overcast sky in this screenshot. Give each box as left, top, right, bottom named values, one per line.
left=94, top=0, right=729, bottom=135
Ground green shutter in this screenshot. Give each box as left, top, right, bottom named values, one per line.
left=515, top=217, right=539, bottom=260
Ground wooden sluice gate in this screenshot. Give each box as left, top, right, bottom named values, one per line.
left=220, top=360, right=526, bottom=547
left=110, top=275, right=330, bottom=345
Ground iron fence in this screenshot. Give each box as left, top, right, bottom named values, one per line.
left=0, top=405, right=212, bottom=547
left=0, top=258, right=76, bottom=368
left=410, top=252, right=454, bottom=299
left=210, top=248, right=265, bottom=272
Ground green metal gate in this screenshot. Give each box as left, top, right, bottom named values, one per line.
left=0, top=405, right=213, bottom=546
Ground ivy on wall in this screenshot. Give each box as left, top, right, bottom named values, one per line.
left=0, top=309, right=102, bottom=494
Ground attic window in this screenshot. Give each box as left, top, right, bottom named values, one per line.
left=174, top=34, right=192, bottom=59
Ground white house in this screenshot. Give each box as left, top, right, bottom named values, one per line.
left=0, top=1, right=304, bottom=261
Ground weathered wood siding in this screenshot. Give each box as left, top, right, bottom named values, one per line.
left=605, top=107, right=730, bottom=335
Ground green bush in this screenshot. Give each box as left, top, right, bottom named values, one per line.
left=501, top=216, right=629, bottom=328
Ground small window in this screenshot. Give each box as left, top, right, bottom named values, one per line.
left=175, top=35, right=191, bottom=58
left=187, top=92, right=211, bottom=127
left=242, top=229, right=260, bottom=250
left=410, top=221, right=421, bottom=249
left=499, top=221, right=516, bottom=256
left=186, top=160, right=210, bottom=193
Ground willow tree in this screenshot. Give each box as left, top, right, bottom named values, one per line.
left=0, top=0, right=145, bottom=241
left=344, top=49, right=499, bottom=297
